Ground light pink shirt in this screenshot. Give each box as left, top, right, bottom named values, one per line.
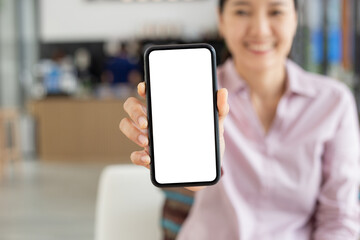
left=177, top=59, right=360, bottom=240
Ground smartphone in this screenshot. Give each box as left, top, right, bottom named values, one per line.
left=144, top=43, right=221, bottom=188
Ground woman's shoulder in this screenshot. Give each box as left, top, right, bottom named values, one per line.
left=216, top=58, right=244, bottom=90
left=216, top=59, right=231, bottom=83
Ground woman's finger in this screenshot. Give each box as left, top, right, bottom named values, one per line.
left=123, top=97, right=148, bottom=129
left=137, top=82, right=146, bottom=98
left=119, top=118, right=148, bottom=147
left=130, top=150, right=150, bottom=170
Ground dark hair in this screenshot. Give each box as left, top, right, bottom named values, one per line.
left=219, top=0, right=298, bottom=13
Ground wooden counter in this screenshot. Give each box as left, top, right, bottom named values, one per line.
left=29, top=97, right=142, bottom=163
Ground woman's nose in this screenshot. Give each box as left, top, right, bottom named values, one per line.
left=248, top=14, right=272, bottom=38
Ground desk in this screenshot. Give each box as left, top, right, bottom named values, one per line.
left=29, top=98, right=141, bottom=163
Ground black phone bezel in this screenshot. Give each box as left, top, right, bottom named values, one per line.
left=144, top=43, right=221, bottom=188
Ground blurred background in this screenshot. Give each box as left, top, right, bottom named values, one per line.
left=0, top=0, right=359, bottom=239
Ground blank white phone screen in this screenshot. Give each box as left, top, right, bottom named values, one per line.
left=148, top=48, right=217, bottom=184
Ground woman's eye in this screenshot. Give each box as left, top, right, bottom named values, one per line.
left=235, top=10, right=249, bottom=16
left=270, top=10, right=283, bottom=16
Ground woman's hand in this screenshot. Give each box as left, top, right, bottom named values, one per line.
left=119, top=82, right=229, bottom=191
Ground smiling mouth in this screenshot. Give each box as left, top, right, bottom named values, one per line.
left=246, top=43, right=275, bottom=53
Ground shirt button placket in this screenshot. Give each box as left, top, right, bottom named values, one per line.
left=262, top=138, right=273, bottom=196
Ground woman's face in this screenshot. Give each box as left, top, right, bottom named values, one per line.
left=218, top=0, right=298, bottom=72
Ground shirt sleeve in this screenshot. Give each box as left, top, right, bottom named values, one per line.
left=313, top=91, right=360, bottom=239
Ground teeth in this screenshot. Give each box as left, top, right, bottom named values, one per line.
left=248, top=43, right=273, bottom=52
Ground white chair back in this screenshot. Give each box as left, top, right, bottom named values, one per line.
left=95, top=164, right=164, bottom=240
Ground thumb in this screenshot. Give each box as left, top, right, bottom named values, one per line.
left=217, top=88, right=229, bottom=122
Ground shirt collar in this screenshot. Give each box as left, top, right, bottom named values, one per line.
left=219, top=58, right=317, bottom=98
left=285, top=60, right=317, bottom=98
